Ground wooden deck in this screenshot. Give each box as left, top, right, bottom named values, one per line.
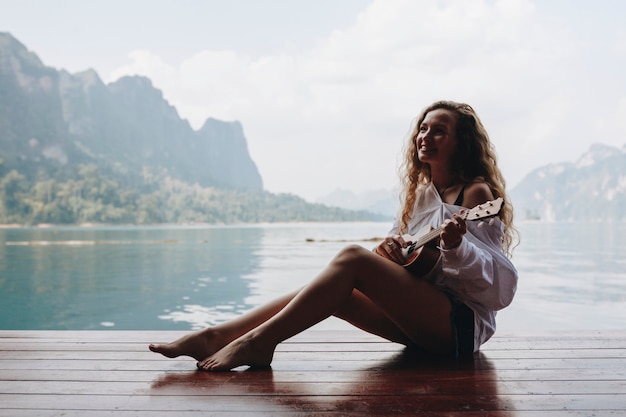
left=0, top=330, right=624, bottom=416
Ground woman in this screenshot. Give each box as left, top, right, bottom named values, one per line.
left=149, top=100, right=519, bottom=370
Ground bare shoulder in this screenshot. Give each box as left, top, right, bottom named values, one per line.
left=462, top=179, right=495, bottom=209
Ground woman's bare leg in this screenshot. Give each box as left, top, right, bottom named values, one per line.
left=198, top=245, right=454, bottom=371
left=149, top=287, right=415, bottom=361
left=149, top=289, right=300, bottom=360
left=150, top=288, right=416, bottom=361
left=333, top=289, right=415, bottom=346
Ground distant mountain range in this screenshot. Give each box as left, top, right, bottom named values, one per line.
left=316, top=188, right=399, bottom=218
left=319, top=143, right=626, bottom=222
left=509, top=143, right=626, bottom=222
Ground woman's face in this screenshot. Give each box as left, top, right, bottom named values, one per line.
left=416, top=108, right=458, bottom=167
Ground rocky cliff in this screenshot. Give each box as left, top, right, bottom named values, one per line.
left=0, top=32, right=262, bottom=191
left=510, top=143, right=626, bottom=221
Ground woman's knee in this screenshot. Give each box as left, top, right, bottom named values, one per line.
left=331, top=244, right=374, bottom=270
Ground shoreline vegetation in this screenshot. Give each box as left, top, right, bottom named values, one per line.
left=0, top=165, right=389, bottom=227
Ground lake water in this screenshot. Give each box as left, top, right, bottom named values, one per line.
left=1, top=222, right=624, bottom=332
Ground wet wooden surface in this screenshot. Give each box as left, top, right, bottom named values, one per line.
left=1, top=330, right=625, bottom=416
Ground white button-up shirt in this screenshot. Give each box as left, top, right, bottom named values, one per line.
left=390, top=183, right=518, bottom=351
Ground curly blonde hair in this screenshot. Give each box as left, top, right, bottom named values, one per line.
left=398, top=100, right=518, bottom=256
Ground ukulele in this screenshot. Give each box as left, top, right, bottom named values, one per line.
left=377, top=198, right=504, bottom=277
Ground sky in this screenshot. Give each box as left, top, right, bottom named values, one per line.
left=1, top=0, right=625, bottom=202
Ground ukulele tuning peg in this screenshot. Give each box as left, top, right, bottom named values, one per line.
left=477, top=221, right=485, bottom=228
left=488, top=218, right=495, bottom=225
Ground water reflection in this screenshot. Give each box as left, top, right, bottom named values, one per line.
left=497, top=221, right=626, bottom=331
left=0, top=226, right=266, bottom=329
left=150, top=350, right=515, bottom=415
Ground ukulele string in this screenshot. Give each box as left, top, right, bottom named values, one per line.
left=410, top=210, right=473, bottom=249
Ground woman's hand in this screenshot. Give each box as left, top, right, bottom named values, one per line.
left=440, top=211, right=467, bottom=250
left=376, top=235, right=412, bottom=264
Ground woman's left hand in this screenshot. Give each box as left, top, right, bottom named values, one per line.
left=440, top=211, right=467, bottom=250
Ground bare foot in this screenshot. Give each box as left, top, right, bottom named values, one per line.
left=197, top=333, right=275, bottom=371
left=148, top=329, right=227, bottom=361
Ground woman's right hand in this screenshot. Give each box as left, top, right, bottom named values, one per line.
left=376, top=235, right=412, bottom=264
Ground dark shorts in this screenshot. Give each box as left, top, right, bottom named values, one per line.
left=449, top=298, right=475, bottom=356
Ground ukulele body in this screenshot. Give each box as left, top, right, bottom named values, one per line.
left=402, top=241, right=442, bottom=278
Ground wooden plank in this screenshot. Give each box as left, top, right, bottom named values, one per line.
left=1, top=358, right=623, bottom=372
left=2, top=368, right=626, bottom=383
left=1, top=393, right=625, bottom=412
left=1, top=379, right=625, bottom=396
left=1, top=412, right=622, bottom=417
left=0, top=345, right=626, bottom=362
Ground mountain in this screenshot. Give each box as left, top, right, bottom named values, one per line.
left=0, top=32, right=262, bottom=191
left=316, top=188, right=397, bottom=219
left=510, top=143, right=626, bottom=221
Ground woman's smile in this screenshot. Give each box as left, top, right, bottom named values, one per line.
left=416, top=108, right=458, bottom=165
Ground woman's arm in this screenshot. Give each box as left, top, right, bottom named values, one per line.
left=440, top=220, right=518, bottom=311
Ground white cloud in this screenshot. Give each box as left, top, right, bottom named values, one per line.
left=107, top=0, right=626, bottom=201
